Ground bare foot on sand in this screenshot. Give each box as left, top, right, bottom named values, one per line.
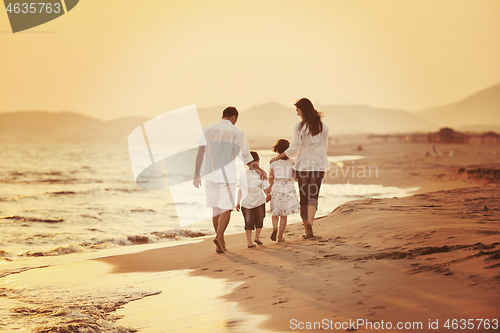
left=213, top=238, right=224, bottom=253
left=303, top=222, right=314, bottom=238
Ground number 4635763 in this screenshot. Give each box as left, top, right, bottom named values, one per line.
left=6, top=3, right=62, bottom=14
left=444, top=319, right=499, bottom=330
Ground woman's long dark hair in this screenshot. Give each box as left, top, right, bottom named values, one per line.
left=294, top=98, right=323, bottom=136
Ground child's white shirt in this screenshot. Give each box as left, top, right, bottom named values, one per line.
left=238, top=170, right=270, bottom=209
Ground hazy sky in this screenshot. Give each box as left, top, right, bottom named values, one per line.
left=1, top=0, right=499, bottom=120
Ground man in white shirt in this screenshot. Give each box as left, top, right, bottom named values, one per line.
left=193, top=106, right=266, bottom=253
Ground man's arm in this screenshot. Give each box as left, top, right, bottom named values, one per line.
left=234, top=130, right=267, bottom=180
left=264, top=168, right=273, bottom=202
left=271, top=125, right=301, bottom=164
left=248, top=161, right=267, bottom=180
left=193, top=146, right=205, bottom=188
left=236, top=188, right=243, bottom=211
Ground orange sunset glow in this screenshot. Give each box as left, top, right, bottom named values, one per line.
left=1, top=0, right=499, bottom=120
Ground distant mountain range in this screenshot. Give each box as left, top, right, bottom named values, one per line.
left=0, top=111, right=148, bottom=144
left=1, top=82, right=498, bottom=144
left=235, top=103, right=437, bottom=138
left=416, top=82, right=500, bottom=130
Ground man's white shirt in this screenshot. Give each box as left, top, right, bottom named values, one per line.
left=197, top=119, right=253, bottom=183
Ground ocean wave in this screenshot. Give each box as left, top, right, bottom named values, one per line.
left=0, top=173, right=104, bottom=184
left=0, top=250, right=11, bottom=260
left=21, top=244, right=86, bottom=257
left=104, top=188, right=145, bottom=193
left=19, top=229, right=207, bottom=257
left=125, top=229, right=204, bottom=244
left=5, top=285, right=159, bottom=332
left=85, top=227, right=103, bottom=231
left=0, top=216, right=64, bottom=223
left=47, top=191, right=77, bottom=195
left=0, top=195, right=36, bottom=202
left=130, top=208, right=155, bottom=212
left=7, top=171, right=63, bottom=177
left=0, top=266, right=49, bottom=279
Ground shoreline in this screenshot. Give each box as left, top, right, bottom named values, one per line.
left=323, top=142, right=496, bottom=194
left=98, top=142, right=499, bottom=332
left=99, top=181, right=500, bottom=332
left=2, top=142, right=499, bottom=332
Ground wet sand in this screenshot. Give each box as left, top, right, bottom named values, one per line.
left=98, top=142, right=500, bottom=332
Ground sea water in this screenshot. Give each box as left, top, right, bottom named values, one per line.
left=0, top=143, right=418, bottom=331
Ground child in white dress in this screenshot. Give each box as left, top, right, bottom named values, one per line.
left=267, top=139, right=300, bottom=242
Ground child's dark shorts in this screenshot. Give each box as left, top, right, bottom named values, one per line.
left=241, top=203, right=265, bottom=230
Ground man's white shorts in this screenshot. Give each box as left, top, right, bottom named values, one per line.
left=205, top=180, right=236, bottom=211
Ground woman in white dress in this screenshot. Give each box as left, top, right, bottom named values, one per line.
left=270, top=98, right=329, bottom=238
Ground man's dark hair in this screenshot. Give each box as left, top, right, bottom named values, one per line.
left=222, top=106, right=239, bottom=118
left=250, top=151, right=260, bottom=162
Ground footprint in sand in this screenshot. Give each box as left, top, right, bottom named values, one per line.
left=272, top=298, right=288, bottom=305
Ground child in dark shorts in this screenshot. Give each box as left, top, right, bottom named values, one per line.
left=236, top=151, right=271, bottom=248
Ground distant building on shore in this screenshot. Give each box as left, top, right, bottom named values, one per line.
left=368, top=128, right=500, bottom=145
left=428, top=128, right=467, bottom=144
left=481, top=131, right=500, bottom=144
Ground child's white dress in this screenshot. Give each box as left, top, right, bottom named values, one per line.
left=270, top=159, right=300, bottom=216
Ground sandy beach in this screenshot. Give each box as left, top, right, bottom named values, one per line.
left=97, top=142, right=499, bottom=332
left=1, top=142, right=498, bottom=332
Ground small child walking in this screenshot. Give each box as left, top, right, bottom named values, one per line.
left=268, top=139, right=300, bottom=242
left=236, top=151, right=271, bottom=248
